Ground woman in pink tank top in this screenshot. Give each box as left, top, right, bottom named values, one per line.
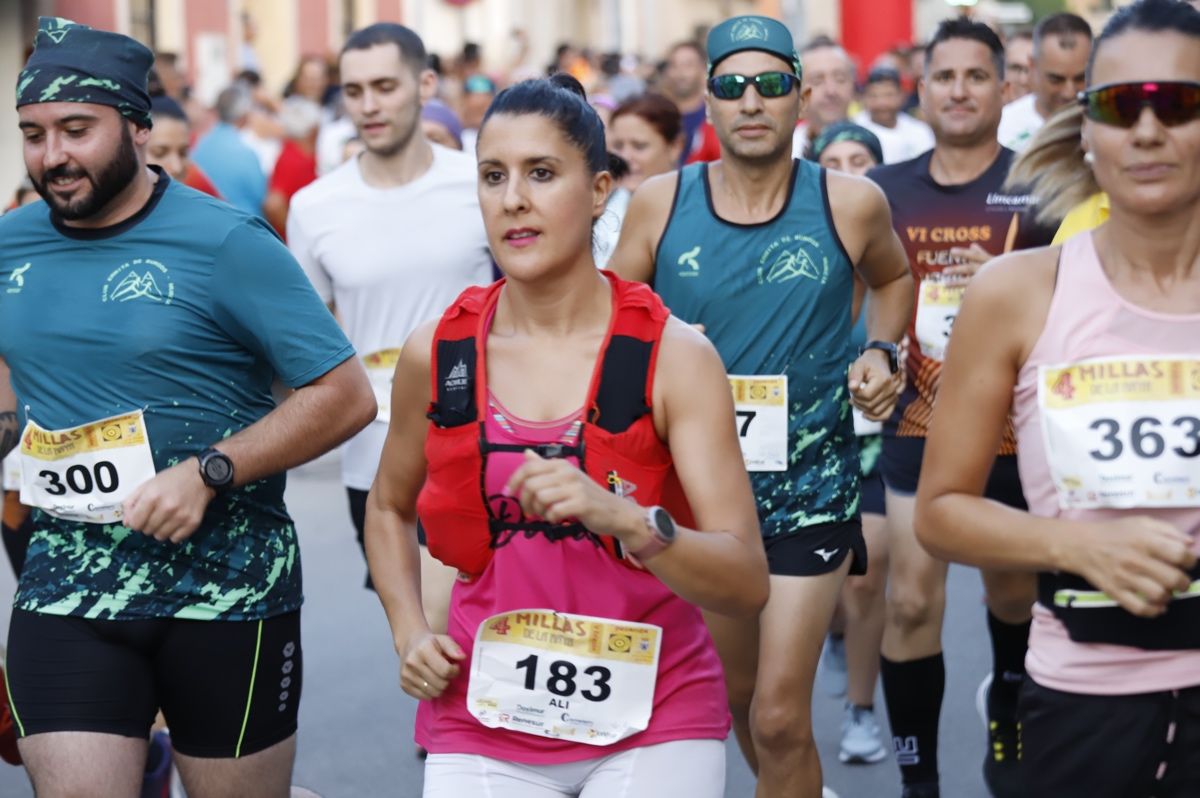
left=363, top=72, right=768, bottom=798
left=913, top=3, right=1200, bottom=797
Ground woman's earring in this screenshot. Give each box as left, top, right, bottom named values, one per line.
left=1083, top=151, right=1095, bottom=167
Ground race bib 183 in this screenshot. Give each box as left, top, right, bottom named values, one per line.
left=19, top=410, right=157, bottom=524
left=729, top=375, right=788, bottom=472
left=1038, top=356, right=1200, bottom=509
left=915, top=276, right=968, bottom=362
left=467, top=610, right=661, bottom=746
left=363, top=348, right=401, bottom=425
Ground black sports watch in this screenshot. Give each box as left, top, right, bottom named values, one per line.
left=860, top=340, right=900, bottom=375
left=197, top=447, right=235, bottom=492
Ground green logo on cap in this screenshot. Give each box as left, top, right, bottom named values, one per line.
left=731, top=19, right=770, bottom=43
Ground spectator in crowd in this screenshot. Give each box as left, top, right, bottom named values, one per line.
left=147, top=95, right=221, bottom=198
left=590, top=93, right=619, bottom=136
left=420, top=99, right=463, bottom=150
left=1002, top=29, right=1034, bottom=103
left=265, top=96, right=322, bottom=237
left=459, top=73, right=496, bottom=152
left=662, top=41, right=708, bottom=164
left=794, top=37, right=856, bottom=156
left=286, top=55, right=333, bottom=110
left=601, top=51, right=645, bottom=102
left=596, top=93, right=683, bottom=267
left=999, top=13, right=1093, bottom=151
left=192, top=84, right=267, bottom=216
left=855, top=67, right=934, bottom=163
left=153, top=51, right=186, bottom=101
left=6, top=177, right=40, bottom=211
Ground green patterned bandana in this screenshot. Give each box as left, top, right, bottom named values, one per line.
left=16, top=17, right=154, bottom=127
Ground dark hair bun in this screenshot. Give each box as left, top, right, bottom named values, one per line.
left=549, top=72, right=588, bottom=100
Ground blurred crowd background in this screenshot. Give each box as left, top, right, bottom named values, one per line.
left=1, top=0, right=1131, bottom=222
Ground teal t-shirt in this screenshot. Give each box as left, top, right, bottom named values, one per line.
left=655, top=159, right=859, bottom=536
left=0, top=174, right=355, bottom=620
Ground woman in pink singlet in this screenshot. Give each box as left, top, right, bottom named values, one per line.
left=364, top=73, right=768, bottom=797
left=914, top=2, right=1200, bottom=796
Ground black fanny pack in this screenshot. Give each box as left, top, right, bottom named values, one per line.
left=1038, top=563, right=1200, bottom=651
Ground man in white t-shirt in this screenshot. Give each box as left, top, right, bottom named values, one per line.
left=997, top=13, right=1092, bottom=151
left=288, top=23, right=492, bottom=625
left=854, top=67, right=934, bottom=163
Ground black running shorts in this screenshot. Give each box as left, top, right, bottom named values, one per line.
left=881, top=435, right=1028, bottom=510
left=1020, top=678, right=1200, bottom=798
left=5, top=609, right=301, bottom=758
left=763, top=518, right=867, bottom=577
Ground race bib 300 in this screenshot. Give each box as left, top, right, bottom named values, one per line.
left=467, top=609, right=661, bottom=746
left=19, top=410, right=157, bottom=524
left=1039, top=356, right=1200, bottom=509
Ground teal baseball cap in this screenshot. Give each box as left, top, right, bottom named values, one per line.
left=706, top=15, right=801, bottom=78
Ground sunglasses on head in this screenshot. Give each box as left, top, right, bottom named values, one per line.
left=708, top=71, right=799, bottom=100
left=1079, top=81, right=1200, bottom=128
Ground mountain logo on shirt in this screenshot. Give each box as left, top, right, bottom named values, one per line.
left=758, top=234, right=828, bottom=285
left=102, top=259, right=175, bottom=305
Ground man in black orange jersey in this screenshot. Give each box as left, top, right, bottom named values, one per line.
left=867, top=18, right=1054, bottom=798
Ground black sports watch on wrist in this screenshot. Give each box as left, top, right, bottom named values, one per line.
left=860, top=340, right=900, bottom=374
left=197, top=447, right=235, bottom=492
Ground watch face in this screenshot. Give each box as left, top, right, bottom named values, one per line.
left=204, top=455, right=233, bottom=485
left=652, top=507, right=676, bottom=540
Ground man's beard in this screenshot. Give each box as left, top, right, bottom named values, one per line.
left=32, top=124, right=140, bottom=221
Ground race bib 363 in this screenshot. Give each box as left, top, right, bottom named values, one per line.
left=1039, top=356, right=1200, bottom=509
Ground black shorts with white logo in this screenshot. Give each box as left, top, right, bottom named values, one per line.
left=1020, top=678, right=1200, bottom=798
left=5, top=608, right=302, bottom=758
left=763, top=518, right=867, bottom=577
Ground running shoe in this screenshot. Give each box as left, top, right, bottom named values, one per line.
left=974, top=672, right=992, bottom=729
left=978, top=673, right=1024, bottom=798
left=818, top=634, right=848, bottom=698
left=838, top=704, right=887, bottom=764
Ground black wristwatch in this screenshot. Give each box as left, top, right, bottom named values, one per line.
left=860, top=340, right=899, bottom=374
left=197, top=447, right=235, bottom=492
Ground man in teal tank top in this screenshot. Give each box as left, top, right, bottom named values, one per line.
left=1, top=18, right=377, bottom=797
left=611, top=15, right=913, bottom=798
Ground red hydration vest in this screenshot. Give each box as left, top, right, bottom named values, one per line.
left=416, top=271, right=690, bottom=580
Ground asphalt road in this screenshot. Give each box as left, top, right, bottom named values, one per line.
left=0, top=452, right=993, bottom=797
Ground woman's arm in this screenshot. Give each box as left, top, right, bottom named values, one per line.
left=365, top=320, right=465, bottom=699
left=914, top=249, right=1194, bottom=617
left=508, top=317, right=769, bottom=617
